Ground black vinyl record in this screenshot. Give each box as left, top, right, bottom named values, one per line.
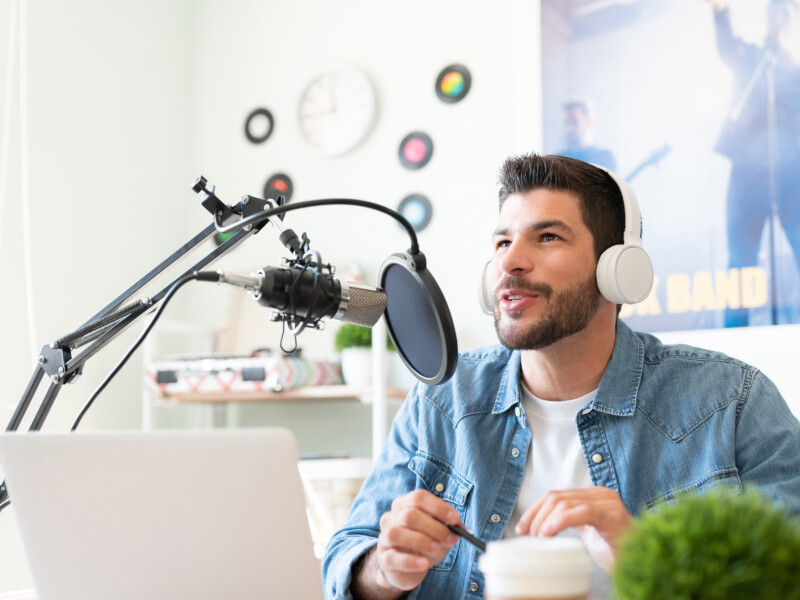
left=244, top=108, right=275, bottom=144
left=398, top=194, right=433, bottom=232
left=264, top=173, right=294, bottom=204
left=398, top=132, right=433, bottom=170
left=435, top=64, right=471, bottom=104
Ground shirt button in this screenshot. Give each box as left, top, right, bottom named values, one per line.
left=490, top=513, right=501, bottom=523
left=434, top=482, right=445, bottom=493
left=511, top=448, right=520, bottom=458
left=469, top=582, right=479, bottom=592
left=515, top=406, right=521, bottom=417
left=592, top=453, right=604, bottom=464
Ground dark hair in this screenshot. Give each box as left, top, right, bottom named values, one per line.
left=562, top=100, right=591, bottom=118
left=497, top=153, right=626, bottom=262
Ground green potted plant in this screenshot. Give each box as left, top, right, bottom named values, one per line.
left=613, top=487, right=800, bottom=599
left=333, top=324, right=394, bottom=387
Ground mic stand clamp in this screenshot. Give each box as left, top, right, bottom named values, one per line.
left=37, top=344, right=77, bottom=385
left=268, top=312, right=326, bottom=330
left=266, top=252, right=335, bottom=332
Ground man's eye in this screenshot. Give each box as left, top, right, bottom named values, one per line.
left=495, top=239, right=510, bottom=248
left=542, top=233, right=560, bottom=242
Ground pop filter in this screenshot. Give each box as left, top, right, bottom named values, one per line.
left=379, top=251, right=457, bottom=385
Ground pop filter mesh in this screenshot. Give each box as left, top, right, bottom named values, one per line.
left=382, top=263, right=442, bottom=380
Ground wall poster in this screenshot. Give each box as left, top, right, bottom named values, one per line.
left=541, top=0, right=800, bottom=331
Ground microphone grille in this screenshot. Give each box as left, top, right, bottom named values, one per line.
left=339, top=282, right=387, bottom=327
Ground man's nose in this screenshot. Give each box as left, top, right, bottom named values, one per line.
left=498, top=241, right=533, bottom=276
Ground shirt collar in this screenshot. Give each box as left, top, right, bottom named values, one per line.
left=492, top=349, right=522, bottom=415
left=491, top=319, right=643, bottom=417
left=592, top=320, right=643, bottom=417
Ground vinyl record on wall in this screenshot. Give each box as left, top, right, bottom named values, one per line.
left=264, top=172, right=294, bottom=204
left=398, top=194, right=433, bottom=232
left=264, top=173, right=294, bottom=221
left=435, top=64, right=471, bottom=104
left=244, top=108, right=275, bottom=144
left=398, top=132, right=433, bottom=170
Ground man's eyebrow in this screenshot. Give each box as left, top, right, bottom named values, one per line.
left=492, top=219, right=575, bottom=238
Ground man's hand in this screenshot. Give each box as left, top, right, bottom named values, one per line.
left=351, top=490, right=461, bottom=599
left=514, top=487, right=632, bottom=572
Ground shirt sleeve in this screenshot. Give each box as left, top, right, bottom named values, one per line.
left=735, top=371, right=800, bottom=514
left=321, top=384, right=424, bottom=599
left=712, top=8, right=753, bottom=71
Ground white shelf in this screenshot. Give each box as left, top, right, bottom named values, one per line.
left=151, top=384, right=407, bottom=405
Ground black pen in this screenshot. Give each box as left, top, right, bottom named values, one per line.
left=447, top=523, right=487, bottom=552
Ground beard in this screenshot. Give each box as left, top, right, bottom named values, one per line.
left=493, top=272, right=603, bottom=350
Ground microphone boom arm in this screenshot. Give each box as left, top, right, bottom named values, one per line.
left=216, top=197, right=421, bottom=256
left=0, top=178, right=263, bottom=511
left=1, top=176, right=430, bottom=513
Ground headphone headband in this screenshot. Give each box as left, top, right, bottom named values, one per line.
left=590, top=164, right=653, bottom=304
left=592, top=164, right=642, bottom=245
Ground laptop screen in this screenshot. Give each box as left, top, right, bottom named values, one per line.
left=0, top=429, right=323, bottom=600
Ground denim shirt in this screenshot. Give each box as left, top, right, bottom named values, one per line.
left=322, top=321, right=800, bottom=600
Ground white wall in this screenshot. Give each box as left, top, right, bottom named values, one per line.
left=181, top=0, right=541, bottom=357
left=0, top=0, right=540, bottom=592
left=0, top=0, right=195, bottom=590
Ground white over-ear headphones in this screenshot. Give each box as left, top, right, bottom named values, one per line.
left=594, top=166, right=654, bottom=305
left=478, top=165, right=654, bottom=315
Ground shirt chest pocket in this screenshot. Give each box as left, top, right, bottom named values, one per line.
left=408, top=451, right=474, bottom=571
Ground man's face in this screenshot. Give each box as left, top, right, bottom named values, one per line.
left=563, top=106, right=591, bottom=149
left=489, top=189, right=603, bottom=350
left=774, top=1, right=800, bottom=66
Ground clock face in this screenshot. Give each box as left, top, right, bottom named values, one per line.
left=298, top=66, right=377, bottom=156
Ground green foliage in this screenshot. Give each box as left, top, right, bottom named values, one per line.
left=613, top=487, right=800, bottom=600
left=333, top=323, right=394, bottom=353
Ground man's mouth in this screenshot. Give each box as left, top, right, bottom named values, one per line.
left=500, top=288, right=541, bottom=300
left=498, top=289, right=542, bottom=311
left=496, top=282, right=553, bottom=312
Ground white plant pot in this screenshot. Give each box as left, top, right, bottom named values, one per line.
left=340, top=347, right=373, bottom=387
left=387, top=351, right=417, bottom=390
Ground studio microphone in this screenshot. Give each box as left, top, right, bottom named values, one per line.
left=211, top=266, right=387, bottom=328
left=205, top=249, right=458, bottom=386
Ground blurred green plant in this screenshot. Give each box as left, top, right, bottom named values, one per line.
left=613, top=487, right=800, bottom=600
left=333, top=323, right=394, bottom=353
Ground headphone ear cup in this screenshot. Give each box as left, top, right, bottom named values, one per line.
left=596, top=244, right=654, bottom=305
left=478, top=260, right=494, bottom=315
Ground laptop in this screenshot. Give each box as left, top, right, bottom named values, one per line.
left=0, top=428, right=324, bottom=600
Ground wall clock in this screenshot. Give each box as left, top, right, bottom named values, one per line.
left=297, top=65, right=377, bottom=156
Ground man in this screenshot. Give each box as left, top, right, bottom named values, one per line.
left=557, top=100, right=617, bottom=171
left=704, top=0, right=800, bottom=326
left=322, top=154, right=800, bottom=600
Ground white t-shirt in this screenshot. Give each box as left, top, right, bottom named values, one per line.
left=506, top=385, right=595, bottom=528
left=503, top=384, right=609, bottom=599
